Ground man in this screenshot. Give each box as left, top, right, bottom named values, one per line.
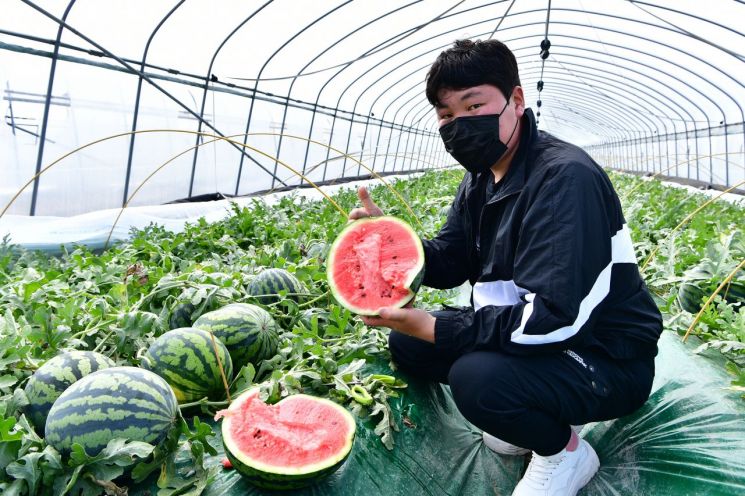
left=350, top=39, right=662, bottom=496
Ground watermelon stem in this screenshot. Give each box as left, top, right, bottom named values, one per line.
left=178, top=397, right=230, bottom=410
left=207, top=331, right=233, bottom=403
left=298, top=291, right=330, bottom=308
left=91, top=330, right=115, bottom=353
left=70, top=318, right=117, bottom=340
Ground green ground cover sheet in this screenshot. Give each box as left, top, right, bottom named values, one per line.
left=158, top=331, right=745, bottom=496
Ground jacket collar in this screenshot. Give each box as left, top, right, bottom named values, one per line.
left=468, top=107, right=537, bottom=202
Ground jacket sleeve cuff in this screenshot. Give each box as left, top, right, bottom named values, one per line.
left=432, top=310, right=459, bottom=351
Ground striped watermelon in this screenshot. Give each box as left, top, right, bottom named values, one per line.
left=44, top=367, right=178, bottom=456
left=247, top=268, right=307, bottom=305
left=678, top=279, right=745, bottom=313
left=217, top=389, right=356, bottom=490
left=304, top=240, right=329, bottom=261
left=193, top=303, right=280, bottom=369
left=141, top=327, right=233, bottom=403
left=23, top=351, right=115, bottom=434
left=677, top=282, right=707, bottom=313
left=169, top=302, right=196, bottom=329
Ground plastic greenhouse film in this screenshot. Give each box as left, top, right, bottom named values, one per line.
left=135, top=331, right=745, bottom=495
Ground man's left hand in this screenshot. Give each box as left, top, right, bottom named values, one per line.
left=361, top=307, right=436, bottom=343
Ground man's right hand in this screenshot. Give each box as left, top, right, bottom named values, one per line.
left=348, top=186, right=384, bottom=220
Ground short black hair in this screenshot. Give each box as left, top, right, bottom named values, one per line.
left=425, top=39, right=521, bottom=106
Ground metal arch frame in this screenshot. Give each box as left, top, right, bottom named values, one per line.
left=520, top=69, right=677, bottom=173
left=520, top=50, right=703, bottom=173
left=123, top=0, right=185, bottom=207
left=18, top=0, right=286, bottom=205
left=350, top=32, right=680, bottom=175
left=385, top=29, right=728, bottom=133
left=334, top=1, right=510, bottom=174
left=627, top=0, right=745, bottom=61
left=313, top=2, right=514, bottom=178
left=329, top=6, right=742, bottom=122
left=310, top=15, right=741, bottom=181
left=347, top=9, right=743, bottom=181
left=28, top=0, right=75, bottom=216
left=371, top=37, right=712, bottom=179
left=519, top=62, right=704, bottom=175
left=187, top=0, right=274, bottom=197
left=235, top=1, right=354, bottom=195
left=530, top=86, right=656, bottom=170
left=274, top=0, right=424, bottom=187
left=393, top=44, right=722, bottom=180
left=296, top=1, right=472, bottom=184
left=404, top=57, right=684, bottom=172
left=13, top=0, right=745, bottom=210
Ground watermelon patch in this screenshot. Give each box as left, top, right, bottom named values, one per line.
left=217, top=389, right=355, bottom=490
left=327, top=216, right=424, bottom=315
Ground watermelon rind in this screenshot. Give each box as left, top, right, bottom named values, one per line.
left=247, top=268, right=307, bottom=305
left=193, top=303, right=279, bottom=369
left=221, top=389, right=356, bottom=490
left=141, top=327, right=233, bottom=403
left=327, top=216, right=425, bottom=316
left=24, top=350, right=116, bottom=433
left=44, top=366, right=178, bottom=456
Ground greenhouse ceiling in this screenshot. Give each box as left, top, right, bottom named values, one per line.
left=1, top=0, right=744, bottom=216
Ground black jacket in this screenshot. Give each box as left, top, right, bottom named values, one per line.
left=424, top=109, right=662, bottom=360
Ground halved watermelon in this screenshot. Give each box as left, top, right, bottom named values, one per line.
left=217, top=389, right=355, bottom=490
left=327, top=216, right=424, bottom=315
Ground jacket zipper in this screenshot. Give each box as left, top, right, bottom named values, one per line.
left=477, top=190, right=521, bottom=257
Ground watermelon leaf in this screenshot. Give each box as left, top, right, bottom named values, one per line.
left=68, top=439, right=155, bottom=485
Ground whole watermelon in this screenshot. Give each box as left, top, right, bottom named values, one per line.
left=44, top=367, right=178, bottom=456
left=169, top=302, right=196, bottom=329
left=193, top=303, right=279, bottom=370
left=247, top=268, right=307, bottom=305
left=678, top=279, right=745, bottom=313
left=141, top=327, right=233, bottom=403
left=304, top=240, right=329, bottom=261
left=23, top=350, right=115, bottom=434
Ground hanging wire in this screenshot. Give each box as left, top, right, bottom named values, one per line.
left=536, top=0, right=552, bottom=125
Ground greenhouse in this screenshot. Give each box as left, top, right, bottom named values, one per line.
left=1, top=1, right=744, bottom=495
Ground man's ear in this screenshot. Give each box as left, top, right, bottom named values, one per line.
left=511, top=86, right=526, bottom=119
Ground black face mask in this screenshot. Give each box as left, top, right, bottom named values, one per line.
left=438, top=97, right=518, bottom=174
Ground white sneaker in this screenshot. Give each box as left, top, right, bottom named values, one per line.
left=511, top=438, right=600, bottom=496
left=483, top=425, right=585, bottom=456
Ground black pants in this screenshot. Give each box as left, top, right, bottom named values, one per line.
left=389, top=332, right=655, bottom=456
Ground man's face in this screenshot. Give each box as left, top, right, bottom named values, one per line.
left=435, top=84, right=525, bottom=151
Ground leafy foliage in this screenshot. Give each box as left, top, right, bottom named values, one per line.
left=0, top=168, right=743, bottom=494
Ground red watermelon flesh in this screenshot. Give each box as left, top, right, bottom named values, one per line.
left=217, top=389, right=355, bottom=488
left=327, top=216, right=424, bottom=315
